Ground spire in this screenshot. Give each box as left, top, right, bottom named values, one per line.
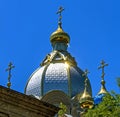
left=5, top=62, right=15, bottom=89
left=50, top=6, right=70, bottom=46
left=80, top=69, right=94, bottom=109
left=98, top=60, right=108, bottom=94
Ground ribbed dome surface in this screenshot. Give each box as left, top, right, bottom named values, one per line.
left=25, top=51, right=92, bottom=98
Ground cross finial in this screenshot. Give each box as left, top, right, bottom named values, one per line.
left=98, top=60, right=108, bottom=80
left=82, top=69, right=90, bottom=78
left=56, top=6, right=64, bottom=27
left=6, top=62, right=15, bottom=88
left=82, top=69, right=90, bottom=87
left=98, top=60, right=108, bottom=94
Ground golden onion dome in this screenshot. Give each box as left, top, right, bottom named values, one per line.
left=80, top=89, right=94, bottom=109
left=79, top=75, right=94, bottom=109
left=98, top=80, right=108, bottom=94
left=50, top=23, right=70, bottom=44
left=50, top=6, right=70, bottom=44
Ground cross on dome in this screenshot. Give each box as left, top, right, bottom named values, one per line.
left=82, top=69, right=90, bottom=78
left=97, top=60, right=108, bottom=94
left=98, top=60, right=108, bottom=80
left=6, top=62, right=15, bottom=88
left=56, top=6, right=64, bottom=26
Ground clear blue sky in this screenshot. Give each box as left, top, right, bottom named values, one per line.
left=0, top=0, right=120, bottom=96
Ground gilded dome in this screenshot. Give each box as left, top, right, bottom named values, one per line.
left=94, top=60, right=108, bottom=105
left=94, top=80, right=108, bottom=105
left=80, top=77, right=94, bottom=109
left=50, top=25, right=70, bottom=44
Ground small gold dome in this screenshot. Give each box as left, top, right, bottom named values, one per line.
left=80, top=77, right=94, bottom=109
left=98, top=80, right=108, bottom=94
left=50, top=24, right=70, bottom=44
left=80, top=89, right=94, bottom=109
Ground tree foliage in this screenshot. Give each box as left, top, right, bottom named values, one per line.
left=85, top=78, right=120, bottom=117
left=85, top=93, right=120, bottom=117
left=58, top=102, right=67, bottom=117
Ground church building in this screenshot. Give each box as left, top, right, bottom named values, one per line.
left=24, top=7, right=108, bottom=117
left=0, top=7, right=108, bottom=117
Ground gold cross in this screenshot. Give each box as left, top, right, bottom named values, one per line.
left=82, top=69, right=90, bottom=87
left=56, top=6, right=64, bottom=25
left=82, top=69, right=90, bottom=78
left=98, top=60, right=108, bottom=80
left=6, top=62, right=15, bottom=88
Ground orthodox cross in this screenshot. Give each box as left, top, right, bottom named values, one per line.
left=82, top=69, right=90, bottom=86
left=56, top=6, right=64, bottom=25
left=98, top=60, right=108, bottom=80
left=6, top=62, right=15, bottom=88
left=82, top=69, right=90, bottom=78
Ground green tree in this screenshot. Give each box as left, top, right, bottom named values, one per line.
left=58, top=102, right=67, bottom=117
left=85, top=78, right=120, bottom=117
left=85, top=93, right=120, bottom=117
